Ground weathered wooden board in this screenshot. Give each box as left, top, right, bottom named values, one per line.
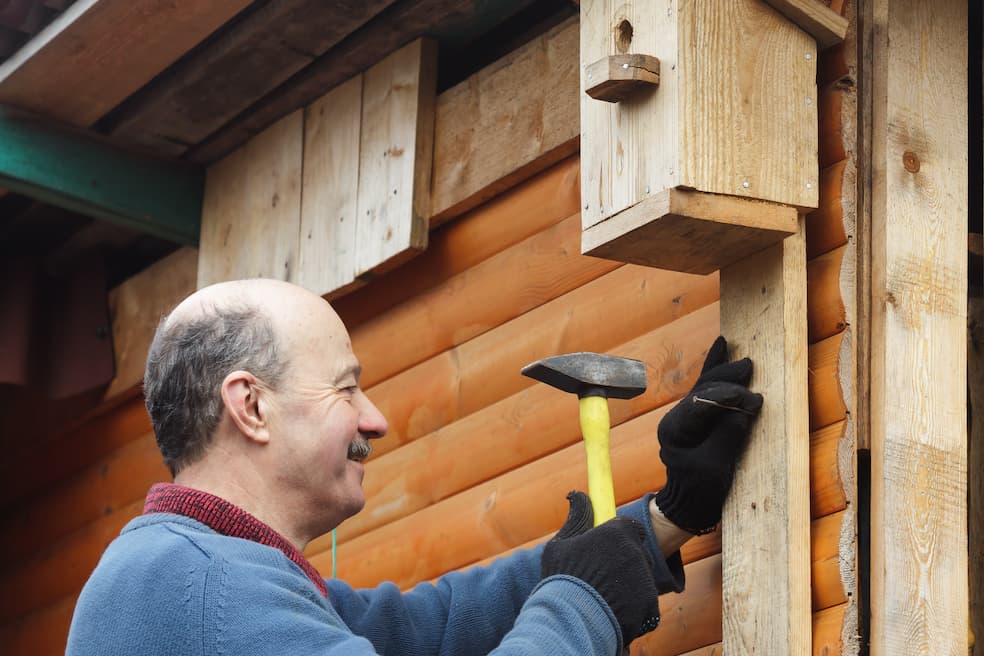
left=430, top=17, right=579, bottom=226
left=297, top=75, right=363, bottom=297
left=0, top=0, right=251, bottom=127
left=197, top=110, right=303, bottom=288
left=582, top=189, right=799, bottom=275
left=869, top=0, right=969, bottom=652
left=105, top=0, right=399, bottom=156
left=354, top=38, right=436, bottom=278
left=721, top=218, right=811, bottom=655
left=105, top=247, right=198, bottom=399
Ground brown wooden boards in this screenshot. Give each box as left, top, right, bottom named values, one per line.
left=430, top=17, right=579, bottom=227
left=761, top=0, right=849, bottom=50
left=104, top=0, right=399, bottom=156
left=720, top=218, right=811, bottom=654
left=869, top=0, right=969, bottom=652
left=0, top=0, right=251, bottom=127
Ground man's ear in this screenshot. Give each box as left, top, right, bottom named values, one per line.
left=221, top=371, right=271, bottom=444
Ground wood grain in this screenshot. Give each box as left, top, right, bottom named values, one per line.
left=869, top=0, right=969, bottom=652
left=354, top=38, right=436, bottom=278
left=430, top=17, right=579, bottom=227
left=720, top=217, right=811, bottom=654
left=582, top=189, right=799, bottom=275
left=807, top=245, right=847, bottom=342
left=297, top=75, right=363, bottom=297
left=197, top=110, right=303, bottom=288
left=105, top=0, right=398, bottom=155
left=0, top=0, right=252, bottom=127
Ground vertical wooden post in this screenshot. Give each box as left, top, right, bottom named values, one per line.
left=721, top=218, right=811, bottom=654
left=869, top=0, right=968, bottom=653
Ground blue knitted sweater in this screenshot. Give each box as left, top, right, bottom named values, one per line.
left=66, top=494, right=684, bottom=655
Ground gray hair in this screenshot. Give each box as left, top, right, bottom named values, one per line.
left=144, top=302, right=289, bottom=475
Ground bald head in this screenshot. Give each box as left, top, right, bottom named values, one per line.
left=145, top=279, right=345, bottom=474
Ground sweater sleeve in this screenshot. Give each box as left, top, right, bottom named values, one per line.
left=326, top=496, right=685, bottom=655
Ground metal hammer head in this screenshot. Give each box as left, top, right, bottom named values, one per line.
left=521, top=352, right=647, bottom=399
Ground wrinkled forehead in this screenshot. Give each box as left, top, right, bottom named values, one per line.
left=276, top=295, right=361, bottom=386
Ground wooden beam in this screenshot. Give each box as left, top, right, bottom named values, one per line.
left=761, top=0, right=848, bottom=50
left=869, top=0, right=969, bottom=652
left=0, top=107, right=203, bottom=244
left=721, top=218, right=812, bottom=654
left=186, top=0, right=539, bottom=164
left=0, top=0, right=252, bottom=128
left=103, top=0, right=400, bottom=156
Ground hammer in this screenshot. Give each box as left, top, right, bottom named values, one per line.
left=522, top=352, right=647, bottom=525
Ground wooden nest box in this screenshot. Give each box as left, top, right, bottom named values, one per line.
left=579, top=0, right=843, bottom=274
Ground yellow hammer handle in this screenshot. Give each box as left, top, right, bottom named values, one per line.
left=579, top=395, right=616, bottom=526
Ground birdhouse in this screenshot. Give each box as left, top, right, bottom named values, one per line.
left=580, top=0, right=832, bottom=274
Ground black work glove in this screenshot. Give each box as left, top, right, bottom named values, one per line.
left=654, top=336, right=763, bottom=534
left=541, top=491, right=661, bottom=647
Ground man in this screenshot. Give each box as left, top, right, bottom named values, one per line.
left=67, top=278, right=761, bottom=655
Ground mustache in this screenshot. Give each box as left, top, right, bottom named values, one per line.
left=348, top=438, right=372, bottom=461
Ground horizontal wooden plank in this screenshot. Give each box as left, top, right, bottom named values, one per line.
left=315, top=302, right=719, bottom=551
left=582, top=189, right=800, bottom=275
left=352, top=213, right=621, bottom=388
left=805, top=160, right=849, bottom=259
left=0, top=500, right=142, bottom=621
left=430, top=16, right=579, bottom=226
left=808, top=331, right=848, bottom=431
left=105, top=0, right=399, bottom=156
left=0, top=393, right=150, bottom=515
left=807, top=244, right=847, bottom=342
left=0, top=593, right=76, bottom=656
left=0, top=0, right=252, bottom=127
left=0, top=434, right=166, bottom=564
left=335, top=154, right=580, bottom=329
left=631, top=555, right=723, bottom=655
left=0, top=107, right=203, bottom=244
left=364, top=292, right=719, bottom=461
left=676, top=603, right=846, bottom=656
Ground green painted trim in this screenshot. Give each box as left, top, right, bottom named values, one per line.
left=0, top=106, right=203, bottom=245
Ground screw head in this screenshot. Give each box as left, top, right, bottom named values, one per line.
left=805, top=97, right=813, bottom=105
left=742, top=180, right=750, bottom=189
left=806, top=182, right=814, bottom=190
left=805, top=53, right=813, bottom=60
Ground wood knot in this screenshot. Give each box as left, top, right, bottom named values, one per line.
left=902, top=150, right=920, bottom=173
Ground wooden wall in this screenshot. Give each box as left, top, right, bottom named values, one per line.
left=0, top=8, right=858, bottom=655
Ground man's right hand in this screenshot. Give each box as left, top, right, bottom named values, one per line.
left=541, top=491, right=661, bottom=647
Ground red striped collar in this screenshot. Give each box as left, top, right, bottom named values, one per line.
left=143, top=483, right=327, bottom=596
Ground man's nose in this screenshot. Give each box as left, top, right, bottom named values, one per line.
left=357, top=391, right=388, bottom=439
